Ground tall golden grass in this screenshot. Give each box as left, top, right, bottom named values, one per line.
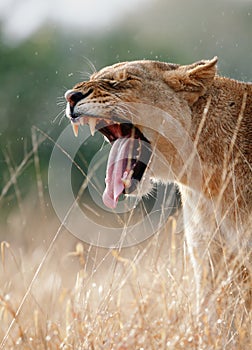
left=0, top=199, right=251, bottom=349
left=0, top=125, right=251, bottom=349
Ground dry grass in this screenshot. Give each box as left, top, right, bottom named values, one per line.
left=0, top=199, right=251, bottom=350
left=0, top=119, right=251, bottom=349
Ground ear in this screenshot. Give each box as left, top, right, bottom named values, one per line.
left=164, top=57, right=218, bottom=105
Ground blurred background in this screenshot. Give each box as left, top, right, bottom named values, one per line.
left=0, top=0, right=251, bottom=242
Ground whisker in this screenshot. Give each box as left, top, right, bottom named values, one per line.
left=59, top=112, right=67, bottom=125
left=79, top=71, right=93, bottom=80
left=56, top=101, right=65, bottom=106
left=81, top=56, right=97, bottom=74
left=52, top=108, right=66, bottom=124
left=77, top=57, right=98, bottom=81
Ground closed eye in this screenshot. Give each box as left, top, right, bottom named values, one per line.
left=105, top=76, right=141, bottom=89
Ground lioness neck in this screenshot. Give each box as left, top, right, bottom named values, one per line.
left=190, top=76, right=252, bottom=214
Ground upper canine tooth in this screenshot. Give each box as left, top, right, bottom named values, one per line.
left=71, top=123, right=79, bottom=137
left=89, top=118, right=96, bottom=136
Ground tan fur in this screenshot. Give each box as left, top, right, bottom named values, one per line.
left=66, top=57, right=252, bottom=317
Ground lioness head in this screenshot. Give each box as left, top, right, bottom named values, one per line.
left=65, top=58, right=217, bottom=208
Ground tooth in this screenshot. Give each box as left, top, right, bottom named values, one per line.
left=122, top=170, right=133, bottom=189
left=72, top=123, right=79, bottom=137
left=122, top=178, right=131, bottom=189
left=89, top=118, right=96, bottom=136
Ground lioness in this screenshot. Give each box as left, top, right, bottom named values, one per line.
left=65, top=57, right=251, bottom=315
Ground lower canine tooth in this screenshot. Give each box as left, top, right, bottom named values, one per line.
left=89, top=118, right=96, bottom=136
left=72, top=123, right=79, bottom=137
left=122, top=178, right=131, bottom=188
left=122, top=170, right=133, bottom=189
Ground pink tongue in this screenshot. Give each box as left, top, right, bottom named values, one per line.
left=102, top=138, right=132, bottom=209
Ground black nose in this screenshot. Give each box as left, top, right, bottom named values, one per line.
left=65, top=90, right=85, bottom=108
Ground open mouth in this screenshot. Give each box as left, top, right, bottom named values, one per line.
left=70, top=116, right=152, bottom=209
